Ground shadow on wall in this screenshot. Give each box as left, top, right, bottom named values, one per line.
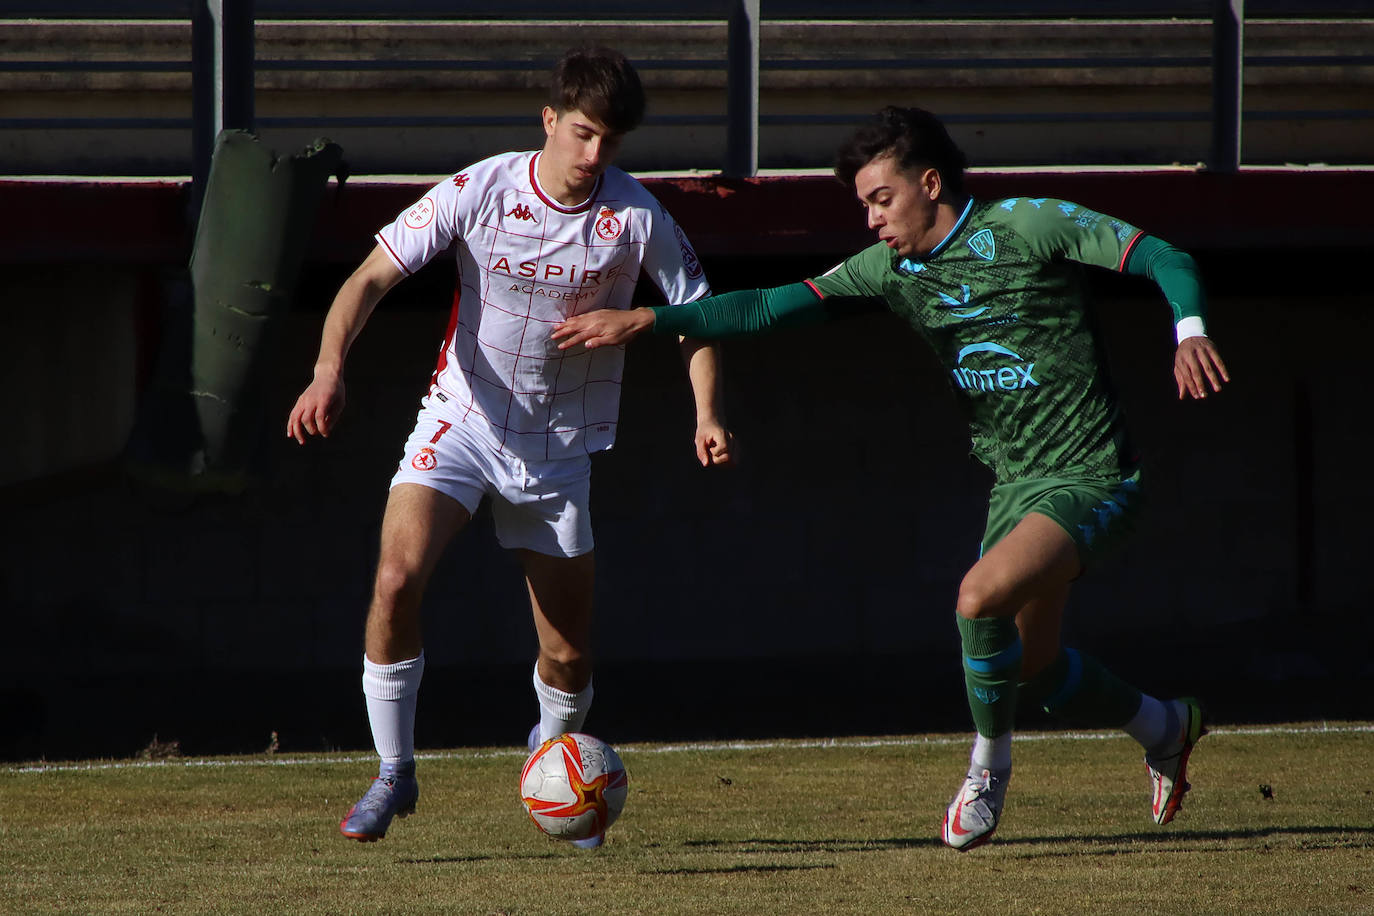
left=4, top=252, right=1374, bottom=760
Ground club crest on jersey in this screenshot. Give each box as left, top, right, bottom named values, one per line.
left=595, top=206, right=623, bottom=241
left=404, top=197, right=435, bottom=230
left=411, top=447, right=438, bottom=471
left=674, top=222, right=703, bottom=279
left=967, top=228, right=996, bottom=261
left=506, top=203, right=539, bottom=223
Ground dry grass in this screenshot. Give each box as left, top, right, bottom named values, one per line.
left=3, top=723, right=1371, bottom=915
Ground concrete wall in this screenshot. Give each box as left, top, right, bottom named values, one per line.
left=2, top=18, right=1372, bottom=174
left=3, top=170, right=1372, bottom=760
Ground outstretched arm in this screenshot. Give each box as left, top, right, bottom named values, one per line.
left=551, top=282, right=839, bottom=350
left=1124, top=235, right=1231, bottom=399
left=286, top=244, right=405, bottom=443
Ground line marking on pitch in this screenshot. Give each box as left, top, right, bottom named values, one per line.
left=7, top=722, right=1371, bottom=775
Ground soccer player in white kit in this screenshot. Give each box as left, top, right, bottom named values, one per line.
left=286, top=48, right=732, bottom=847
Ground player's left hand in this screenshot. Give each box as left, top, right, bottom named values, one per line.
left=552, top=307, right=655, bottom=350
left=1174, top=336, right=1230, bottom=400
left=695, top=422, right=736, bottom=468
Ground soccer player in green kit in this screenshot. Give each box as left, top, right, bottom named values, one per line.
left=551, top=106, right=1230, bottom=851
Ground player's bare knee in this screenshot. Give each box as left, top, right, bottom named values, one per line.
left=956, top=579, right=989, bottom=615
left=956, top=579, right=1005, bottom=620
left=371, top=557, right=425, bottom=617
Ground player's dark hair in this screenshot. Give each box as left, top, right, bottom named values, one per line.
left=835, top=106, right=967, bottom=195
left=550, top=47, right=646, bottom=134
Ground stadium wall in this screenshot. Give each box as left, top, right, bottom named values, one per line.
left=3, top=168, right=1372, bottom=759
left=3, top=17, right=1372, bottom=173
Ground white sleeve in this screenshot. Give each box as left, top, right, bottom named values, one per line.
left=641, top=201, right=712, bottom=305
left=374, top=174, right=467, bottom=276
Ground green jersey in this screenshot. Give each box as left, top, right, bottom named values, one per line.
left=809, top=197, right=1144, bottom=483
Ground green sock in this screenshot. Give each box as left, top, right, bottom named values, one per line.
left=956, top=615, right=1022, bottom=738
left=1019, top=648, right=1142, bottom=727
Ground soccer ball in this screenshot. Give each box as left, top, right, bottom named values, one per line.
left=519, top=732, right=628, bottom=841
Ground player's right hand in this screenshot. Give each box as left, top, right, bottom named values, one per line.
left=286, top=371, right=345, bottom=444
left=552, top=306, right=655, bottom=350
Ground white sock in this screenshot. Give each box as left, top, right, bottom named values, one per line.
left=1124, top=694, right=1177, bottom=752
left=532, top=663, right=593, bottom=743
left=362, top=652, right=425, bottom=765
left=970, top=732, right=1013, bottom=772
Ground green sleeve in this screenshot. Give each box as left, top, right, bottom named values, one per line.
left=1011, top=198, right=1143, bottom=272
left=1123, top=234, right=1208, bottom=324
left=808, top=243, right=890, bottom=299
left=649, top=282, right=827, bottom=339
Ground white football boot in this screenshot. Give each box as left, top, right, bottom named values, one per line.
left=942, top=766, right=1011, bottom=851
left=1146, top=697, right=1207, bottom=825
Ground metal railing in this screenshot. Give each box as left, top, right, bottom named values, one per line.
left=2, top=1, right=1373, bottom=188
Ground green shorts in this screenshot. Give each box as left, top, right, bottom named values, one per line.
left=981, top=469, right=1143, bottom=571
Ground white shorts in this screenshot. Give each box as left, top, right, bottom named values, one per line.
left=389, top=399, right=594, bottom=557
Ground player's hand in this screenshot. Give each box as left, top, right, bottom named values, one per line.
left=286, top=370, right=345, bottom=443
left=1174, top=336, right=1230, bottom=400
left=552, top=307, right=655, bottom=350
left=695, top=421, right=736, bottom=468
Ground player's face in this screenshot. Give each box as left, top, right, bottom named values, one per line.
left=854, top=154, right=942, bottom=258
left=542, top=106, right=625, bottom=196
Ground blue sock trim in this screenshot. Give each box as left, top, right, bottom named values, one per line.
left=964, top=638, right=1023, bottom=673
left=1042, top=648, right=1083, bottom=711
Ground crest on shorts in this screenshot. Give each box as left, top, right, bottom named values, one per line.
left=595, top=206, right=623, bottom=241
left=411, top=447, right=437, bottom=471
left=967, top=228, right=996, bottom=261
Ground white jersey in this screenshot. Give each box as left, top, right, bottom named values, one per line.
left=376, top=150, right=711, bottom=461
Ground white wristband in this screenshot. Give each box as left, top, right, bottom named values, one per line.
left=1175, top=315, right=1207, bottom=344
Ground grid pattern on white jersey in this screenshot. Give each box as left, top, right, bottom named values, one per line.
left=377, top=151, right=710, bottom=461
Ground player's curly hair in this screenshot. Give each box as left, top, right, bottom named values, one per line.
left=550, top=47, right=646, bottom=134
left=835, top=106, right=967, bottom=195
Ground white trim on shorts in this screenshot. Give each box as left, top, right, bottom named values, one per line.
left=389, top=397, right=594, bottom=557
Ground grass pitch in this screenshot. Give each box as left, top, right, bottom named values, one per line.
left=3, top=723, right=1371, bottom=915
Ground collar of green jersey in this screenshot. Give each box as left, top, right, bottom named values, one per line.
left=900, top=196, right=974, bottom=269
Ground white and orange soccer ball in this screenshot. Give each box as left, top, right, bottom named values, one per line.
left=519, top=732, right=628, bottom=841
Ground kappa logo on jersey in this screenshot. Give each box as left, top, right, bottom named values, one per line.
left=404, top=197, right=436, bottom=230
left=935, top=284, right=990, bottom=320
left=673, top=222, right=703, bottom=279
left=951, top=341, right=1039, bottom=393
left=967, top=228, right=996, bottom=261
left=1058, top=202, right=1107, bottom=231
left=411, top=447, right=437, bottom=471
left=506, top=203, right=539, bottom=223
left=452, top=173, right=469, bottom=190
left=595, top=206, right=623, bottom=241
